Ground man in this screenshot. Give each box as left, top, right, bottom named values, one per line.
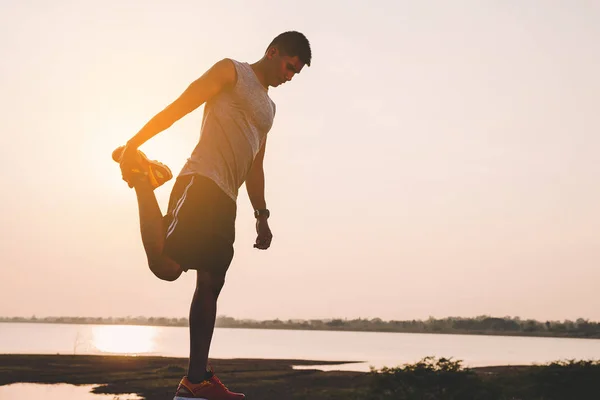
left=112, top=31, right=311, bottom=400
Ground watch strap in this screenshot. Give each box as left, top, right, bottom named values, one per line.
left=254, top=209, right=270, bottom=218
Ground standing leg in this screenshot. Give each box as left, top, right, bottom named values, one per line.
left=187, top=271, right=225, bottom=382
left=169, top=176, right=242, bottom=398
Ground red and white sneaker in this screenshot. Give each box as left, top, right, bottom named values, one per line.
left=112, top=145, right=172, bottom=189
left=173, top=375, right=245, bottom=400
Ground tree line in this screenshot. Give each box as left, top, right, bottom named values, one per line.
left=2, top=315, right=599, bottom=339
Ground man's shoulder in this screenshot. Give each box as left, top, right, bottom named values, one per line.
left=208, top=58, right=238, bottom=87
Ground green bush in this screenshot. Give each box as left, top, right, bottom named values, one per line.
left=363, top=357, right=498, bottom=400
left=527, top=360, right=600, bottom=400
left=361, top=357, right=600, bottom=400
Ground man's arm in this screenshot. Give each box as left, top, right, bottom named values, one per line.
left=246, top=139, right=273, bottom=250
left=126, top=58, right=236, bottom=149
left=246, top=139, right=267, bottom=211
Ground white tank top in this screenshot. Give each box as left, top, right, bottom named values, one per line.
left=178, top=59, right=276, bottom=201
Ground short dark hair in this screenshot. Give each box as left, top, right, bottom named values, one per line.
left=267, top=31, right=312, bottom=67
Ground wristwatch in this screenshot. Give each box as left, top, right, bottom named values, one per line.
left=254, top=209, right=270, bottom=219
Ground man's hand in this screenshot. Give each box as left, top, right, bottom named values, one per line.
left=254, top=217, right=273, bottom=250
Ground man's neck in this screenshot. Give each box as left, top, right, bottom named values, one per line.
left=250, top=60, right=269, bottom=90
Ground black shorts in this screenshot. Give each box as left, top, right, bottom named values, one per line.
left=163, top=174, right=237, bottom=275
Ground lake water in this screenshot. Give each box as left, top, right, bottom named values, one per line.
left=1, top=322, right=600, bottom=371
left=0, top=383, right=141, bottom=399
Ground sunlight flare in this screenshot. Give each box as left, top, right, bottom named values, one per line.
left=92, top=325, right=157, bottom=354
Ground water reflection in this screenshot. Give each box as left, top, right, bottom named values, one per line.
left=0, top=383, right=141, bottom=399
left=293, top=362, right=371, bottom=372
left=92, top=325, right=157, bottom=355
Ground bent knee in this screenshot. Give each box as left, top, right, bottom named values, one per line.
left=149, top=259, right=182, bottom=282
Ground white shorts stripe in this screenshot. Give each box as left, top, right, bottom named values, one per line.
left=166, top=176, right=195, bottom=239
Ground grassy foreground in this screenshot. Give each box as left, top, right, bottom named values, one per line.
left=1, top=355, right=599, bottom=399
left=0, top=355, right=366, bottom=399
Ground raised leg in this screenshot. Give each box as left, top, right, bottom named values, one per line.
left=132, top=178, right=183, bottom=281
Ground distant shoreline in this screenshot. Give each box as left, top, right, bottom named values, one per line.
left=2, top=316, right=599, bottom=340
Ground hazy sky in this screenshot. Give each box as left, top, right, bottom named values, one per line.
left=1, top=0, right=598, bottom=322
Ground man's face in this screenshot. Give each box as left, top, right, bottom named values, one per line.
left=267, top=48, right=305, bottom=87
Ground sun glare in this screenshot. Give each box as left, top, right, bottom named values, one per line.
left=92, top=325, right=157, bottom=355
